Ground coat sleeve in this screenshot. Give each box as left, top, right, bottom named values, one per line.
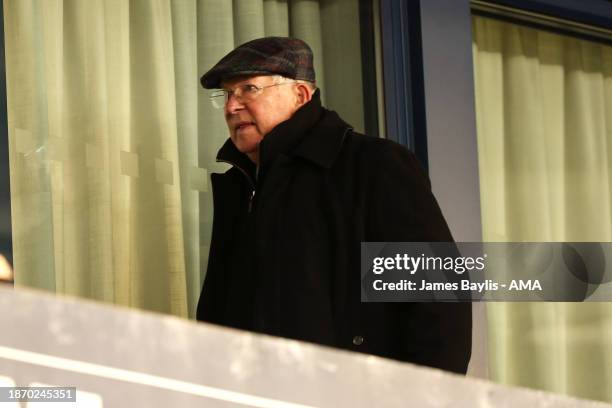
left=366, top=140, right=472, bottom=374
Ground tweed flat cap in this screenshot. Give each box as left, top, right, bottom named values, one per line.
left=200, top=37, right=315, bottom=89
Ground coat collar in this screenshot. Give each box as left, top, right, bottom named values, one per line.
left=291, top=107, right=352, bottom=169
left=216, top=89, right=352, bottom=173
left=216, top=136, right=257, bottom=185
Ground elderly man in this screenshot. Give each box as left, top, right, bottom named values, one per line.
left=196, top=37, right=471, bottom=374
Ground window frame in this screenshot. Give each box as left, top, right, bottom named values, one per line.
left=379, top=0, right=428, bottom=166
left=0, top=0, right=13, bottom=283
left=480, top=0, right=612, bottom=31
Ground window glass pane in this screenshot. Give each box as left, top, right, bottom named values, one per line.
left=472, top=14, right=612, bottom=403
left=3, top=0, right=381, bottom=316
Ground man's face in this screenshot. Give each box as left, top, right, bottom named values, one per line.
left=222, top=75, right=299, bottom=159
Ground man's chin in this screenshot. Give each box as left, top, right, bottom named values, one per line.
left=231, top=135, right=262, bottom=155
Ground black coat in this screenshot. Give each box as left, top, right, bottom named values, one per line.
left=197, top=92, right=472, bottom=374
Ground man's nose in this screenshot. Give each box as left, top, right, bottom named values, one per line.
left=225, top=93, right=245, bottom=114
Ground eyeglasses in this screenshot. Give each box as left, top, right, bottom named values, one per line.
left=209, top=81, right=296, bottom=109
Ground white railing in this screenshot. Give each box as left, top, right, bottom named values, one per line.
left=0, top=285, right=609, bottom=408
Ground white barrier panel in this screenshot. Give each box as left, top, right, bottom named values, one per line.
left=0, top=285, right=609, bottom=407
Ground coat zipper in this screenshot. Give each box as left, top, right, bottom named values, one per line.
left=248, top=189, right=256, bottom=212
left=217, top=159, right=257, bottom=213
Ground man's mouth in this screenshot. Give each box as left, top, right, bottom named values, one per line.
left=235, top=121, right=255, bottom=131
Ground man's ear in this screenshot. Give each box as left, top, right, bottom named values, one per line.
left=295, top=83, right=314, bottom=107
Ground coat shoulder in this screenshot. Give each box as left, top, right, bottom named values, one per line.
left=210, top=166, right=247, bottom=186
left=340, top=131, right=423, bottom=171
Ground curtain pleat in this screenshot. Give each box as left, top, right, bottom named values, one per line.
left=233, top=0, right=265, bottom=45
left=170, top=0, right=200, bottom=318
left=319, top=0, right=363, bottom=134
left=289, top=0, right=325, bottom=102
left=5, top=0, right=57, bottom=291
left=264, top=0, right=289, bottom=37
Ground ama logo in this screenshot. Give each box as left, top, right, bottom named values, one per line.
left=508, top=280, right=542, bottom=290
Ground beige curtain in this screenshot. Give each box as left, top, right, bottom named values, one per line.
left=4, top=0, right=365, bottom=318
left=473, top=16, right=612, bottom=402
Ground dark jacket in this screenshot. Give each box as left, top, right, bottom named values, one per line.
left=197, top=91, right=472, bottom=374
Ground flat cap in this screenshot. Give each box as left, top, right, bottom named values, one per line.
left=200, top=36, right=315, bottom=89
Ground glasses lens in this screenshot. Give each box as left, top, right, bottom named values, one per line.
left=210, top=91, right=226, bottom=109
left=239, top=84, right=261, bottom=104
left=210, top=97, right=224, bottom=109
